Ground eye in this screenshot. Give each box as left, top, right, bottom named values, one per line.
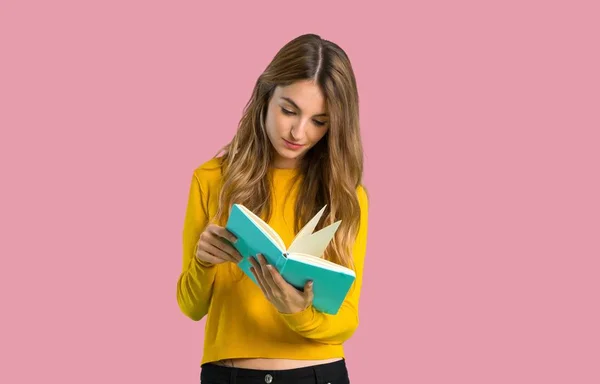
left=313, top=120, right=326, bottom=127
left=281, top=107, right=295, bottom=115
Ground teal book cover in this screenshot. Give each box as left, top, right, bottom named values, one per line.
left=225, top=204, right=355, bottom=315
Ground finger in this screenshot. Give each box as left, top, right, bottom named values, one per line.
left=303, top=281, right=314, bottom=302
left=249, top=258, right=271, bottom=297
left=195, top=249, right=223, bottom=265
left=205, top=233, right=242, bottom=262
left=258, top=254, right=281, bottom=294
left=205, top=237, right=241, bottom=263
left=252, top=256, right=271, bottom=289
left=200, top=229, right=241, bottom=262
left=210, top=225, right=238, bottom=244
left=250, top=266, right=268, bottom=295
left=265, top=263, right=289, bottom=291
left=199, top=241, right=237, bottom=263
left=249, top=255, right=260, bottom=271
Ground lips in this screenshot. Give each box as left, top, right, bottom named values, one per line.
left=283, top=139, right=305, bottom=150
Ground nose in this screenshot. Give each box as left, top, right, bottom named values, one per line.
left=290, top=119, right=309, bottom=141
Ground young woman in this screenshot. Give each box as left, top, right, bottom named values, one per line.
left=177, top=33, right=369, bottom=384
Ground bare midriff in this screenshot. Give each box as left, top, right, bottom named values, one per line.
left=213, top=357, right=343, bottom=370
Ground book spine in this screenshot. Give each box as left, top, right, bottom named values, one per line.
left=276, top=253, right=288, bottom=271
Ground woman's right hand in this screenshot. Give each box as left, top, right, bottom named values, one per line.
left=195, top=224, right=242, bottom=265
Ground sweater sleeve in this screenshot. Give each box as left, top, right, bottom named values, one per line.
left=279, top=186, right=370, bottom=344
left=176, top=172, right=217, bottom=321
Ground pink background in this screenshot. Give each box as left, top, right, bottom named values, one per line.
left=1, top=0, right=599, bottom=383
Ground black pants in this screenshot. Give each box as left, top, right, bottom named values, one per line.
left=200, top=359, right=350, bottom=384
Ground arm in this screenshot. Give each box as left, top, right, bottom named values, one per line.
left=278, top=187, right=370, bottom=344
left=176, top=172, right=217, bottom=321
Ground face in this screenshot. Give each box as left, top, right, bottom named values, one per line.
left=264, top=80, right=329, bottom=169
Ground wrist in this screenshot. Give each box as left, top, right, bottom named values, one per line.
left=195, top=256, right=214, bottom=268
left=279, top=304, right=315, bottom=327
left=279, top=302, right=311, bottom=315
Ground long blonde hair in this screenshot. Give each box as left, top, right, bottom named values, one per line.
left=213, top=33, right=365, bottom=269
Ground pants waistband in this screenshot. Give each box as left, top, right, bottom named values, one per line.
left=201, top=359, right=348, bottom=383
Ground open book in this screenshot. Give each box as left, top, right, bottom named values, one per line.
left=225, top=204, right=355, bottom=315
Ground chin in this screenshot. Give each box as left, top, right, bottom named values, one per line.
left=279, top=150, right=302, bottom=160
left=274, top=147, right=305, bottom=164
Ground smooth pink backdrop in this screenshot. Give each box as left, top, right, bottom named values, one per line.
left=1, top=1, right=599, bottom=383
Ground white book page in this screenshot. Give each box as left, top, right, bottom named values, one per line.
left=288, top=205, right=327, bottom=250
left=287, top=252, right=355, bottom=276
left=237, top=205, right=285, bottom=251
left=287, top=220, right=341, bottom=258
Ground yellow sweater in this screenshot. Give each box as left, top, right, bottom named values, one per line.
left=176, top=157, right=369, bottom=365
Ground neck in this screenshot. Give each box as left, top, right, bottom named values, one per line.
left=273, top=156, right=300, bottom=169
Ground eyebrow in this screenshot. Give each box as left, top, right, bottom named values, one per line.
left=281, top=97, right=328, bottom=117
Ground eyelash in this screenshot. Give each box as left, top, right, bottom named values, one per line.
left=281, top=108, right=326, bottom=127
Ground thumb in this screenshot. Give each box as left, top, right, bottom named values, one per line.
left=304, top=281, right=314, bottom=301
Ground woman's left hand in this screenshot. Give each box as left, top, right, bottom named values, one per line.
left=249, top=254, right=314, bottom=314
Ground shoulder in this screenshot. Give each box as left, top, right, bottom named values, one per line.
left=192, top=156, right=224, bottom=182
left=356, top=184, right=369, bottom=210
left=355, top=183, right=370, bottom=230
left=190, top=156, right=225, bottom=197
